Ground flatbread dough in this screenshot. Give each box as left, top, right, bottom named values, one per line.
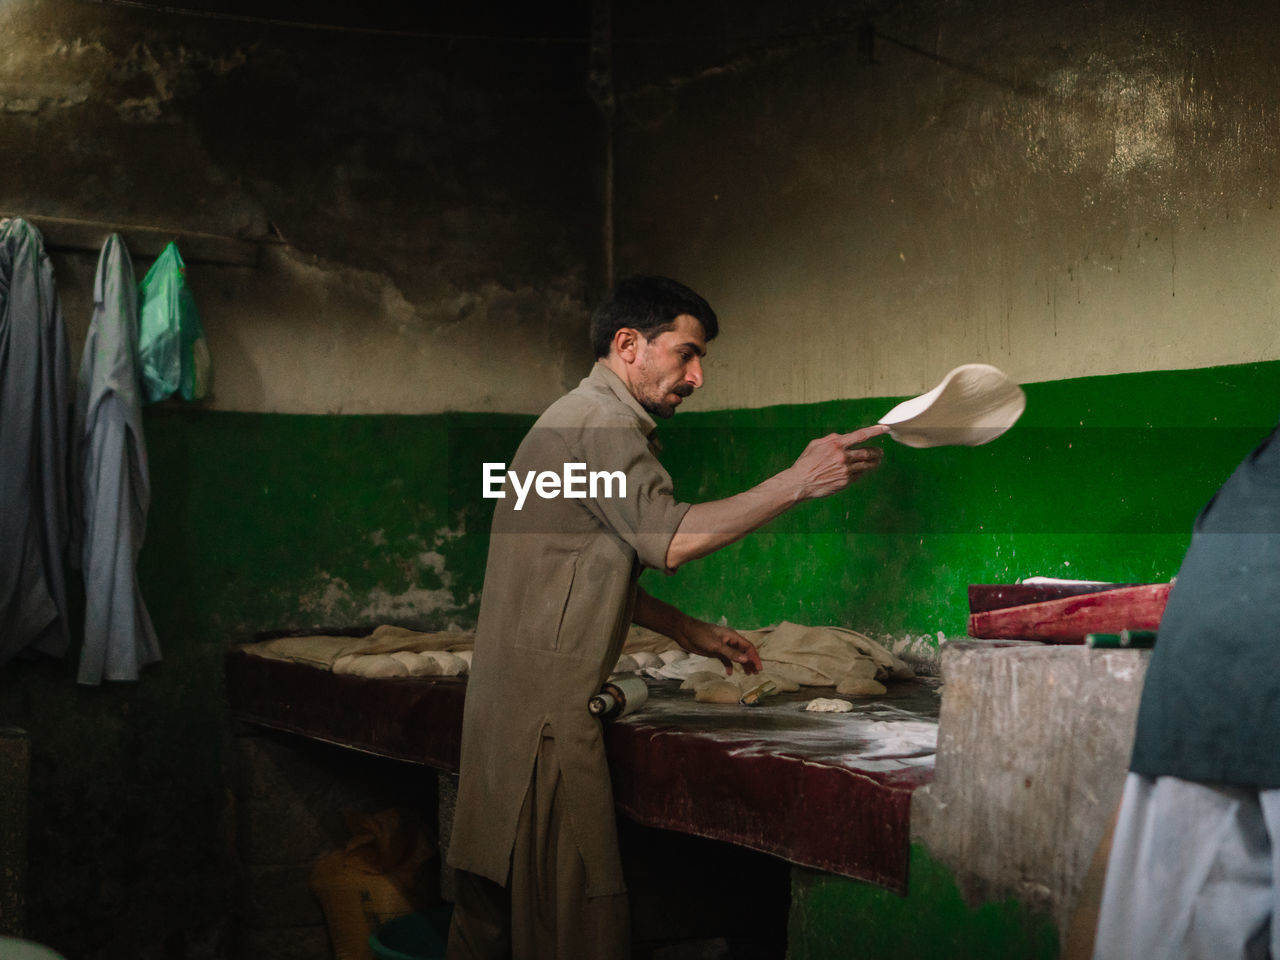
left=879, top=363, right=1025, bottom=448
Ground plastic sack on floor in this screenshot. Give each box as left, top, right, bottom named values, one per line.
left=137, top=241, right=210, bottom=402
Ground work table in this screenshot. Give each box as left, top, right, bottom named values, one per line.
left=224, top=647, right=939, bottom=892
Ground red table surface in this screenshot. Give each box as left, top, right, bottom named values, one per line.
left=224, top=650, right=938, bottom=892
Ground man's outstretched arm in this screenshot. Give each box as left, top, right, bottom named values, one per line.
left=664, top=423, right=889, bottom=571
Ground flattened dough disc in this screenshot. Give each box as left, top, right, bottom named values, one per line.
left=879, top=363, right=1025, bottom=448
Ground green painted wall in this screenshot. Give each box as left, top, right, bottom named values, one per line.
left=3, top=411, right=533, bottom=957
left=789, top=845, right=1058, bottom=960
left=5, top=360, right=1278, bottom=955
left=644, top=361, right=1280, bottom=637
left=138, top=410, right=533, bottom=635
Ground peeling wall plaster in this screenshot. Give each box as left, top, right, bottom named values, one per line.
left=293, top=532, right=476, bottom=628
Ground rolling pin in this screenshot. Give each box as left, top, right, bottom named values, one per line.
left=588, top=676, right=649, bottom=719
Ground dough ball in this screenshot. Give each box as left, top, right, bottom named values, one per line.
left=694, top=680, right=742, bottom=704
left=352, top=654, right=409, bottom=678
left=630, top=651, right=661, bottom=669
left=452, top=650, right=473, bottom=666
left=333, top=654, right=359, bottom=675
left=419, top=652, right=451, bottom=676
left=843, top=657, right=879, bottom=681
left=613, top=654, right=640, bottom=674
left=680, top=670, right=723, bottom=691
left=424, top=651, right=468, bottom=676
left=835, top=677, right=887, bottom=696
left=805, top=697, right=854, bottom=713
left=659, top=649, right=688, bottom=665
left=389, top=650, right=440, bottom=680
left=343, top=656, right=377, bottom=676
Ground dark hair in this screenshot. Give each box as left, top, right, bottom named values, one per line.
left=589, top=275, right=719, bottom=359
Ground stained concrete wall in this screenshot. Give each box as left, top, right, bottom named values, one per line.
left=0, top=2, right=603, bottom=957
left=611, top=0, right=1280, bottom=410
left=0, top=0, right=602, bottom=415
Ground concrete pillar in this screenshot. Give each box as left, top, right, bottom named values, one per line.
left=911, top=642, right=1149, bottom=941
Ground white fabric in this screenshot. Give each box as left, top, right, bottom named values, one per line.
left=1093, top=773, right=1280, bottom=960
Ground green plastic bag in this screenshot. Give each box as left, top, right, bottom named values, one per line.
left=138, top=241, right=210, bottom=402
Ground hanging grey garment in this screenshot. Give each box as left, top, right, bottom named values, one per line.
left=0, top=218, right=72, bottom=666
left=73, top=234, right=159, bottom=684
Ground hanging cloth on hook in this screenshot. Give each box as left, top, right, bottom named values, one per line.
left=0, top=218, right=72, bottom=667
left=74, top=234, right=160, bottom=684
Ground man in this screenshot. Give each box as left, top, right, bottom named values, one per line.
left=1092, top=420, right=1280, bottom=959
left=446, top=275, right=887, bottom=959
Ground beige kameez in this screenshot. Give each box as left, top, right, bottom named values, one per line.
left=447, top=363, right=690, bottom=957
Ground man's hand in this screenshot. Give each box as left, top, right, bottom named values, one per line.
left=633, top=589, right=762, bottom=675
left=674, top=620, right=762, bottom=676
left=785, top=424, right=890, bottom=501
left=664, top=422, right=890, bottom=570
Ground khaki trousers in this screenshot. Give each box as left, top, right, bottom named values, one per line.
left=446, top=735, right=629, bottom=960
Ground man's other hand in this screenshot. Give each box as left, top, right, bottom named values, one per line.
left=677, top=621, right=762, bottom=675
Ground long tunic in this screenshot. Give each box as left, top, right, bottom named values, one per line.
left=74, top=234, right=160, bottom=684
left=0, top=218, right=71, bottom=666
left=448, top=363, right=690, bottom=897
left=1130, top=419, right=1280, bottom=787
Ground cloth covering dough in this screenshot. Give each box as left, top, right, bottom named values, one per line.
left=879, top=363, right=1025, bottom=448
left=239, top=620, right=910, bottom=691
left=240, top=625, right=476, bottom=677
left=618, top=621, right=913, bottom=691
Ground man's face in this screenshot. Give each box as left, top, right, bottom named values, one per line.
left=632, top=313, right=707, bottom=419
